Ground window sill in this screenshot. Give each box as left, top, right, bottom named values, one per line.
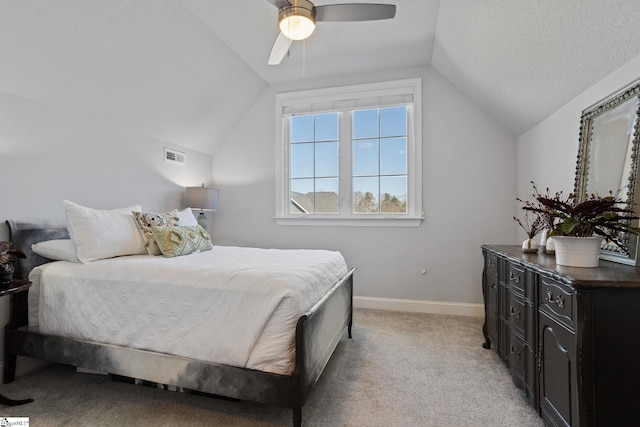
left=274, top=216, right=423, bottom=227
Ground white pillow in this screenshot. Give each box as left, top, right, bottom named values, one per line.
left=32, top=239, right=79, bottom=263
left=175, top=208, right=199, bottom=226
left=64, top=200, right=147, bottom=263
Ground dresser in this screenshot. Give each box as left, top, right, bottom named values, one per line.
left=482, top=245, right=640, bottom=427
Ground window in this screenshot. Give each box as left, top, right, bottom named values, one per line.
left=290, top=113, right=340, bottom=214
left=275, top=79, right=422, bottom=226
left=352, top=106, right=408, bottom=214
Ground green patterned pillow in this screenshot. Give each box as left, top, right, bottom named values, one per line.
left=150, top=225, right=213, bottom=258
left=133, top=211, right=179, bottom=256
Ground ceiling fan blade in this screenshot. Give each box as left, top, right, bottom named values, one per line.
left=268, top=32, right=293, bottom=65
left=315, top=3, right=396, bottom=22
left=263, top=0, right=292, bottom=8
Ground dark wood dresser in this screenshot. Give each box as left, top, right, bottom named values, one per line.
left=482, top=244, right=640, bottom=427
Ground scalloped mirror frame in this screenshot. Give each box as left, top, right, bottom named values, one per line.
left=574, top=78, right=640, bottom=265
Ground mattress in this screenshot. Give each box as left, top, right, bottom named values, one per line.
left=28, top=245, right=348, bottom=375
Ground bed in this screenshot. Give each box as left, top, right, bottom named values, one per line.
left=4, top=220, right=354, bottom=426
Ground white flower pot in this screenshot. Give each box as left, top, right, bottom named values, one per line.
left=545, top=236, right=555, bottom=254
left=522, top=238, right=538, bottom=253
left=539, top=229, right=549, bottom=248
left=553, top=236, right=603, bottom=268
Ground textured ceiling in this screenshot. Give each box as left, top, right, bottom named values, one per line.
left=431, top=0, right=640, bottom=133
left=2, top=1, right=640, bottom=154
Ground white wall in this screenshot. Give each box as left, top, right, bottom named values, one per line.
left=517, top=54, right=640, bottom=241
left=0, top=92, right=214, bottom=233
left=210, top=66, right=517, bottom=310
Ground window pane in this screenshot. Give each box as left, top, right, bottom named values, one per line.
left=380, top=176, right=407, bottom=213
left=290, top=179, right=314, bottom=214
left=315, top=141, right=338, bottom=177
left=353, top=139, right=379, bottom=176
left=291, top=115, right=314, bottom=143
left=353, top=109, right=379, bottom=139
left=290, top=143, right=314, bottom=179
left=315, top=113, right=338, bottom=141
left=315, top=178, right=339, bottom=213
left=380, top=106, right=407, bottom=137
left=353, top=177, right=379, bottom=213
left=380, top=137, right=407, bottom=176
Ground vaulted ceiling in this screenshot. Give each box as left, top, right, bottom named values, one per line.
left=2, top=1, right=640, bottom=154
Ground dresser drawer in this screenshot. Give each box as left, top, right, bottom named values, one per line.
left=507, top=262, right=525, bottom=293
left=507, top=291, right=526, bottom=335
left=485, top=252, right=498, bottom=276
left=539, top=276, right=574, bottom=330
left=508, top=330, right=526, bottom=377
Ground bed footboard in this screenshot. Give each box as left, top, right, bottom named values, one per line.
left=292, top=266, right=355, bottom=425
left=297, top=267, right=354, bottom=395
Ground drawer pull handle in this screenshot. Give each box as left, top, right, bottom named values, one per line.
left=545, top=289, right=566, bottom=308
left=509, top=272, right=521, bottom=284
left=510, top=306, right=521, bottom=320
left=510, top=345, right=522, bottom=360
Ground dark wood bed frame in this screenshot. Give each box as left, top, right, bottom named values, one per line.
left=4, top=220, right=354, bottom=426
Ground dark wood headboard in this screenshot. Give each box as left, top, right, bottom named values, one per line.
left=5, top=220, right=69, bottom=281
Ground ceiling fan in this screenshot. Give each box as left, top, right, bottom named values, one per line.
left=266, top=0, right=396, bottom=65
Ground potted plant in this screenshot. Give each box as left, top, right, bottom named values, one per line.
left=0, top=242, right=26, bottom=285
left=520, top=182, right=640, bottom=267
left=516, top=182, right=558, bottom=254
left=513, top=211, right=544, bottom=253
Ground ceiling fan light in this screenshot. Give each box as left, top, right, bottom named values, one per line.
left=279, top=6, right=316, bottom=41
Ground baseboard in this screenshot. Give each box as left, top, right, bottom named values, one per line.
left=354, top=296, right=484, bottom=317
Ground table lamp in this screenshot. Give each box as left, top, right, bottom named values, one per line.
left=185, top=185, right=219, bottom=230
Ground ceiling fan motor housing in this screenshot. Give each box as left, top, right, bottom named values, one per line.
left=279, top=5, right=316, bottom=40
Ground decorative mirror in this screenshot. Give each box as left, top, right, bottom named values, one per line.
left=574, top=78, right=640, bottom=265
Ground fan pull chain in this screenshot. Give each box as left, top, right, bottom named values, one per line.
left=302, top=39, right=306, bottom=77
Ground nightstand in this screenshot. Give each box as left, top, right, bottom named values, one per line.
left=0, top=279, right=33, bottom=406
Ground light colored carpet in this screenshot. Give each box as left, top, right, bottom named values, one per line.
left=0, top=309, right=543, bottom=426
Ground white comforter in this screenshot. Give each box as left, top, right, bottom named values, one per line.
left=29, top=246, right=348, bottom=375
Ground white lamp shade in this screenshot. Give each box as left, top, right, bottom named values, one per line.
left=186, top=187, right=219, bottom=211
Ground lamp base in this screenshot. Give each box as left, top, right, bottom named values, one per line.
left=197, top=212, right=208, bottom=230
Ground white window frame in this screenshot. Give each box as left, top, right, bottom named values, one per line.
left=275, top=78, right=423, bottom=227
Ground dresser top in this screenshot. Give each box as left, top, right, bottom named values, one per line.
left=483, top=244, right=640, bottom=289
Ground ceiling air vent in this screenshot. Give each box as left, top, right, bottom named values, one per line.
left=164, top=148, right=186, bottom=166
